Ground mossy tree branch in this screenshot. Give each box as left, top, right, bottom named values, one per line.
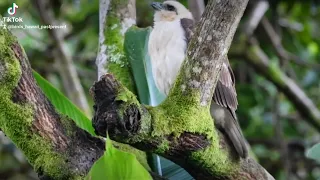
left=179, top=0, right=248, bottom=107
left=0, top=24, right=157, bottom=180
left=0, top=29, right=105, bottom=179
left=92, top=0, right=274, bottom=179
left=92, top=74, right=271, bottom=180
left=96, top=0, right=153, bottom=171
left=97, top=0, right=136, bottom=92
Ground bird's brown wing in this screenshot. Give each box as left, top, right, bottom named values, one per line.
left=213, top=59, right=246, bottom=157
left=180, top=18, right=194, bottom=44
left=213, top=59, right=238, bottom=111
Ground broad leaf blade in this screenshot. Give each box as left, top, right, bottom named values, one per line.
left=33, top=71, right=95, bottom=135
left=86, top=136, right=152, bottom=180
left=306, top=143, right=320, bottom=163
left=160, top=157, right=193, bottom=180
left=124, top=26, right=152, bottom=104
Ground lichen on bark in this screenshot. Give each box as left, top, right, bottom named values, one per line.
left=102, top=0, right=136, bottom=93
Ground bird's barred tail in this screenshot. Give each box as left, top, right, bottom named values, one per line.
left=225, top=110, right=248, bottom=158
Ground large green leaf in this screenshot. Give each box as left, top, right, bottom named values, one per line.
left=124, top=26, right=152, bottom=104
left=160, top=157, right=193, bottom=180
left=86, top=136, right=152, bottom=180
left=124, top=26, right=192, bottom=180
left=33, top=71, right=95, bottom=135
left=306, top=143, right=320, bottom=163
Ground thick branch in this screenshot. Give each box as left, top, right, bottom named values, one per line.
left=97, top=0, right=110, bottom=79
left=95, top=0, right=152, bottom=171
left=0, top=26, right=161, bottom=180
left=96, top=0, right=136, bottom=92
left=91, top=74, right=273, bottom=179
left=178, top=0, right=249, bottom=106
left=0, top=29, right=104, bottom=179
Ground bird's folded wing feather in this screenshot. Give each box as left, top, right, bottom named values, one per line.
left=213, top=61, right=238, bottom=111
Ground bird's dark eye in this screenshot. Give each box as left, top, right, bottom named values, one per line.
left=166, top=4, right=176, bottom=11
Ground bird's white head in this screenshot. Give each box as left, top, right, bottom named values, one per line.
left=151, top=1, right=193, bottom=22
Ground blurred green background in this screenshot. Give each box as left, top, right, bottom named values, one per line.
left=0, top=0, right=320, bottom=179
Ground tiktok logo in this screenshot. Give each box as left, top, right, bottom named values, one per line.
left=8, top=3, right=18, bottom=16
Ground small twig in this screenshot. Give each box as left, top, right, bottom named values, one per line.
left=32, top=0, right=91, bottom=116
left=273, top=93, right=290, bottom=177
left=261, top=17, right=320, bottom=70
left=244, top=0, right=269, bottom=36
left=187, top=0, right=205, bottom=22
left=245, top=38, right=320, bottom=132
left=96, top=0, right=111, bottom=80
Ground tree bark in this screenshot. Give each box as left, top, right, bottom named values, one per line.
left=96, top=0, right=151, bottom=171
left=92, top=0, right=274, bottom=179
left=180, top=0, right=248, bottom=106
left=0, top=29, right=105, bottom=179
left=0, top=28, right=159, bottom=180
left=0, top=0, right=154, bottom=179
left=96, top=0, right=136, bottom=92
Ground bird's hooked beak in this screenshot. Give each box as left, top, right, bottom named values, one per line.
left=151, top=2, right=164, bottom=11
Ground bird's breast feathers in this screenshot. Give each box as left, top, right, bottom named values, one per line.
left=148, top=20, right=187, bottom=95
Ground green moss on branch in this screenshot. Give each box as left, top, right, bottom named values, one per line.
left=99, top=0, right=154, bottom=171
left=103, top=0, right=136, bottom=93
left=101, top=74, right=238, bottom=176
left=148, top=94, right=237, bottom=176
left=0, top=30, right=73, bottom=179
